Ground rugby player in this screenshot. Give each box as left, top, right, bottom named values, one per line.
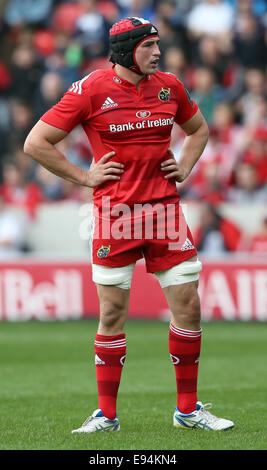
left=24, top=17, right=234, bottom=432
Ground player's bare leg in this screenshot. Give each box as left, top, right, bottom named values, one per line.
left=72, top=285, right=129, bottom=433
left=163, top=270, right=234, bottom=430
left=96, top=284, right=130, bottom=335
left=163, top=279, right=201, bottom=331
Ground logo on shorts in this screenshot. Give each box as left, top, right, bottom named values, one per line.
left=97, top=245, right=111, bottom=258
left=158, top=88, right=170, bottom=102
left=181, top=238, right=195, bottom=251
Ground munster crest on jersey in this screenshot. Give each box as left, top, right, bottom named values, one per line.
left=97, top=245, right=111, bottom=258
left=158, top=87, right=170, bottom=102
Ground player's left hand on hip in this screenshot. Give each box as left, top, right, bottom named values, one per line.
left=160, top=149, right=188, bottom=182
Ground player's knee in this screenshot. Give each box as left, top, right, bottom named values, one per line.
left=184, top=291, right=201, bottom=323
left=169, top=283, right=201, bottom=325
left=100, top=300, right=127, bottom=330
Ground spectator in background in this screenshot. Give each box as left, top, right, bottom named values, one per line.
left=155, top=16, right=184, bottom=69
left=0, top=60, right=11, bottom=93
left=35, top=165, right=64, bottom=201
left=234, top=95, right=267, bottom=158
left=208, top=105, right=242, bottom=182
left=43, top=35, right=81, bottom=90
left=0, top=98, right=10, bottom=163
left=97, top=1, right=120, bottom=27
left=0, top=161, right=43, bottom=218
left=212, top=103, right=242, bottom=151
left=191, top=67, right=218, bottom=125
left=194, top=203, right=242, bottom=253
left=233, top=10, right=266, bottom=68
left=51, top=1, right=84, bottom=35
left=0, top=0, right=8, bottom=17
left=60, top=179, right=83, bottom=202
left=32, top=29, right=56, bottom=59
left=227, top=162, right=267, bottom=203
left=186, top=0, right=234, bottom=39
left=56, top=129, right=93, bottom=170
left=9, top=44, right=44, bottom=106
left=34, top=71, right=65, bottom=119
left=7, top=99, right=34, bottom=153
left=182, top=126, right=235, bottom=200
left=242, top=127, right=267, bottom=186
left=195, top=35, right=231, bottom=85
left=163, top=46, right=194, bottom=87
left=227, top=0, right=267, bottom=18
left=74, top=0, right=110, bottom=60
left=154, top=0, right=187, bottom=47
left=4, top=0, right=53, bottom=27
left=118, top=0, right=154, bottom=23
left=12, top=147, right=37, bottom=182
left=249, top=217, right=267, bottom=253
left=183, top=160, right=226, bottom=204
left=0, top=193, right=27, bottom=258
left=235, top=68, right=266, bottom=127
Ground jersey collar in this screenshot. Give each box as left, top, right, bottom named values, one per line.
left=110, top=65, right=151, bottom=88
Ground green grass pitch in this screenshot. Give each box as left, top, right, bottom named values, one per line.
left=0, top=319, right=266, bottom=450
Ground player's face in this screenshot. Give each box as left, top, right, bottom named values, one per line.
left=135, top=37, right=161, bottom=75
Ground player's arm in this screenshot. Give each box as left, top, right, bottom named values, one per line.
left=24, top=120, right=124, bottom=188
left=161, top=109, right=209, bottom=182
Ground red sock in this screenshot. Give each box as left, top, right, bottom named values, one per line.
left=169, top=323, right=202, bottom=414
left=94, top=333, right=126, bottom=420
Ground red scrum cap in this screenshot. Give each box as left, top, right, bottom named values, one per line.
left=109, top=17, right=159, bottom=74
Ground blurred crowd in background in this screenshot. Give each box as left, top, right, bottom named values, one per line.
left=0, top=0, right=266, bottom=256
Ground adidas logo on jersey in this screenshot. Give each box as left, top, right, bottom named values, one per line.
left=181, top=238, right=195, bottom=251
left=101, top=97, right=118, bottom=109
left=95, top=354, right=105, bottom=365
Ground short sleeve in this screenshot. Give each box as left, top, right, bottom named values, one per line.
left=174, top=80, right=198, bottom=126
left=40, top=80, right=91, bottom=132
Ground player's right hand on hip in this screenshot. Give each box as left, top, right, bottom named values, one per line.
left=86, top=151, right=124, bottom=187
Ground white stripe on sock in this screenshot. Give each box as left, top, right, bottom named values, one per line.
left=94, top=339, right=126, bottom=349
left=170, top=323, right=202, bottom=338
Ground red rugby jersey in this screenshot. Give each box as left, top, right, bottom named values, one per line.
left=41, top=66, right=198, bottom=207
